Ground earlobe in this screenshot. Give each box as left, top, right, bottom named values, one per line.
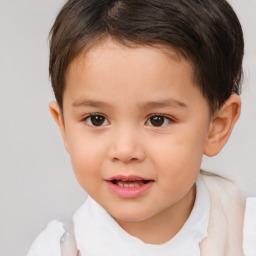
left=49, top=101, right=70, bottom=153
left=204, top=94, right=241, bottom=156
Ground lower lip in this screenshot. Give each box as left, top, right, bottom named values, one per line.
left=106, top=181, right=154, bottom=199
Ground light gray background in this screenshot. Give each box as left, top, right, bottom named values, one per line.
left=0, top=0, right=255, bottom=255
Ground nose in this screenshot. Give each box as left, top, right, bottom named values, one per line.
left=108, top=126, right=146, bottom=164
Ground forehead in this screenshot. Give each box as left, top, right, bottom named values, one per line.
left=63, top=38, right=206, bottom=113
left=65, top=38, right=194, bottom=87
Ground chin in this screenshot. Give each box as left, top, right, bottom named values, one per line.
left=109, top=207, right=154, bottom=223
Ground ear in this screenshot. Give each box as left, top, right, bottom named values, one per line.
left=49, top=101, right=69, bottom=153
left=204, top=94, right=241, bottom=157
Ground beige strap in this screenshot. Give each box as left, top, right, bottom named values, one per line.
left=60, top=222, right=81, bottom=256
left=200, top=174, right=245, bottom=256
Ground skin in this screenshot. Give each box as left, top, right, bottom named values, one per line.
left=50, top=38, right=241, bottom=244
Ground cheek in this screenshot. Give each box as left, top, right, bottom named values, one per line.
left=155, top=146, right=199, bottom=201
left=65, top=128, right=107, bottom=186
left=149, top=128, right=206, bottom=184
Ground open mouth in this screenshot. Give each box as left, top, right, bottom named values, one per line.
left=111, top=179, right=150, bottom=188
left=106, top=175, right=154, bottom=198
left=107, top=175, right=154, bottom=188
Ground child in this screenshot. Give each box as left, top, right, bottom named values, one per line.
left=27, top=0, right=246, bottom=255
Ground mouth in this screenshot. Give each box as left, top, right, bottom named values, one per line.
left=106, top=175, right=154, bottom=199
left=107, top=175, right=153, bottom=186
left=111, top=179, right=150, bottom=188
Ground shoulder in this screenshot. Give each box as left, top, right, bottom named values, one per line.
left=26, top=220, right=65, bottom=256
left=26, top=198, right=89, bottom=256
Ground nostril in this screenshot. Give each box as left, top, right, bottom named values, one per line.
left=109, top=143, right=146, bottom=163
left=112, top=156, right=140, bottom=163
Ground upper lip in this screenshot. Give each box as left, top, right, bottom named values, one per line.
left=106, top=175, right=153, bottom=182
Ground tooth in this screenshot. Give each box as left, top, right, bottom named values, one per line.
left=117, top=181, right=123, bottom=187
left=124, top=182, right=129, bottom=188
left=128, top=183, right=135, bottom=188
left=115, top=180, right=149, bottom=188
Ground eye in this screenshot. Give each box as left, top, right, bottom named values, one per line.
left=84, top=114, right=109, bottom=127
left=146, top=115, right=173, bottom=127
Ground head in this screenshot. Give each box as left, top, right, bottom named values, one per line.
left=48, top=0, right=243, bottom=240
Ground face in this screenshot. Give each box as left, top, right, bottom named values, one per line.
left=59, top=39, right=212, bottom=224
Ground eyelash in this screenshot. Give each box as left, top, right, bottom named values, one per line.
left=82, top=113, right=109, bottom=127
left=82, top=113, right=174, bottom=127
left=145, top=114, right=174, bottom=127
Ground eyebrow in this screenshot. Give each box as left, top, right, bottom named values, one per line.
left=72, top=100, right=110, bottom=108
left=138, top=99, right=188, bottom=109
left=72, top=98, right=188, bottom=109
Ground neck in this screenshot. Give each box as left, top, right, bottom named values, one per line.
left=115, top=184, right=196, bottom=244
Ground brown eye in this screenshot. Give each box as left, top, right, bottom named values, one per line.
left=150, top=116, right=164, bottom=126
left=146, top=115, right=172, bottom=127
left=85, top=114, right=109, bottom=127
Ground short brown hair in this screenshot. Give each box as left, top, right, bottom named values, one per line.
left=49, top=0, right=244, bottom=114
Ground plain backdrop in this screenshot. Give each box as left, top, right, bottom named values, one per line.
left=0, top=0, right=255, bottom=255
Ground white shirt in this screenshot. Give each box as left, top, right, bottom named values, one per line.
left=27, top=174, right=210, bottom=256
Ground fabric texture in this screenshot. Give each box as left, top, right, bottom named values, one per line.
left=199, top=172, right=245, bottom=256
left=27, top=220, right=64, bottom=256
left=243, top=197, right=256, bottom=256
left=60, top=222, right=79, bottom=256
